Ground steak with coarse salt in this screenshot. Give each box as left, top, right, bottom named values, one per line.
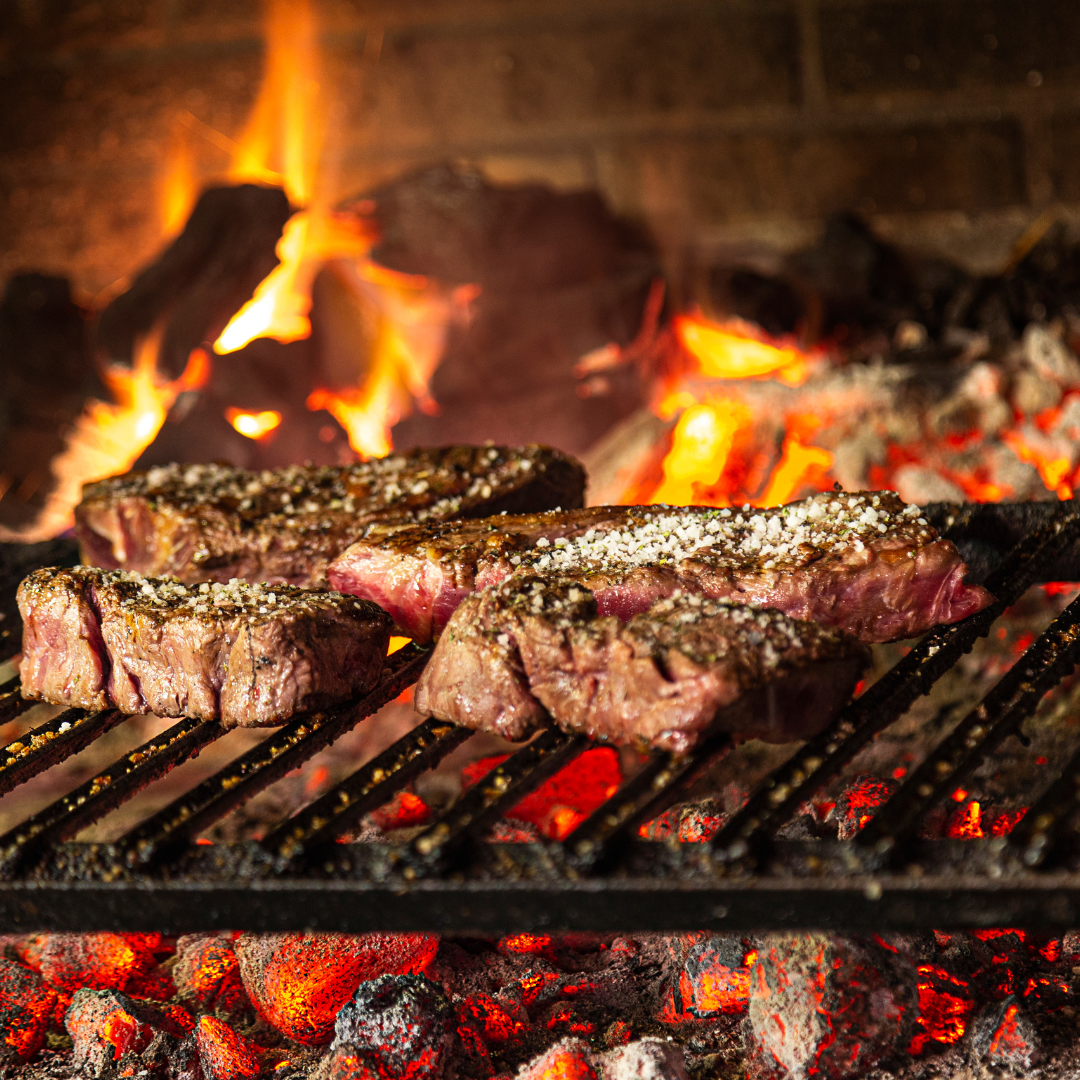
left=414, top=577, right=870, bottom=750
left=329, top=491, right=992, bottom=645
left=18, top=566, right=392, bottom=728
left=75, top=444, right=585, bottom=588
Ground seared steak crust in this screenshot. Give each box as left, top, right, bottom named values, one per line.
left=75, top=444, right=585, bottom=587
left=18, top=566, right=392, bottom=728
left=330, top=491, right=992, bottom=644
left=415, top=577, right=869, bottom=751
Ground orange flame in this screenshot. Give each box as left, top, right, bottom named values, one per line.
left=674, top=314, right=812, bottom=386
left=226, top=408, right=282, bottom=440
left=210, top=0, right=456, bottom=459
left=160, top=123, right=195, bottom=238
left=652, top=401, right=751, bottom=506
left=647, top=315, right=833, bottom=508
left=0, top=342, right=208, bottom=542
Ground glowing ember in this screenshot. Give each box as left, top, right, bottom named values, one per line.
left=946, top=800, right=984, bottom=839
left=196, top=1015, right=262, bottom=1080
left=225, top=408, right=282, bottom=440
left=908, top=965, right=974, bottom=1055
left=461, top=749, right=621, bottom=841
left=233, top=932, right=439, bottom=1045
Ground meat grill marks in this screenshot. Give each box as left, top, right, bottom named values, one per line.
left=18, top=566, right=392, bottom=728
left=329, top=491, right=993, bottom=645
left=415, top=577, right=869, bottom=750
left=75, top=444, right=585, bottom=588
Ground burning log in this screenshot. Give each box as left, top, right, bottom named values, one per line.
left=747, top=934, right=917, bottom=1080
left=95, top=185, right=293, bottom=380
left=0, top=957, right=55, bottom=1065
left=366, top=165, right=658, bottom=457
left=233, top=932, right=439, bottom=1045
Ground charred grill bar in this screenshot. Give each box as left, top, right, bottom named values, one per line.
left=0, top=503, right=1080, bottom=931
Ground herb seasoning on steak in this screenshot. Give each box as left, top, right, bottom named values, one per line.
left=329, top=491, right=992, bottom=645
left=75, top=444, right=585, bottom=587
left=18, top=566, right=392, bottom=728
left=414, top=577, right=869, bottom=750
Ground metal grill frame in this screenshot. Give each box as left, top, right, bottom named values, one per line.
left=3, top=506, right=1080, bottom=932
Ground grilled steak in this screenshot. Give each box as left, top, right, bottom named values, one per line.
left=329, top=491, right=992, bottom=644
left=414, top=577, right=869, bottom=750
left=75, top=444, right=585, bottom=587
left=18, top=567, right=392, bottom=728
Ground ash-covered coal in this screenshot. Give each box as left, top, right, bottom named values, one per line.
left=2, top=927, right=1080, bottom=1080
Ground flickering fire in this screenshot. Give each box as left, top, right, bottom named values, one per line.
left=226, top=408, right=282, bottom=441
left=209, top=0, right=458, bottom=460
left=673, top=315, right=812, bottom=385
left=0, top=340, right=208, bottom=542
left=644, top=315, right=835, bottom=508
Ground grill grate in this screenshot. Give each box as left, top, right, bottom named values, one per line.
left=3, top=506, right=1080, bottom=932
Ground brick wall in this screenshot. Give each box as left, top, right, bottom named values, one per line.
left=3, top=0, right=1080, bottom=297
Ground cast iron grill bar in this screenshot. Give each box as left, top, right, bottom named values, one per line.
left=0, top=675, right=36, bottom=726
left=708, top=509, right=1080, bottom=869
left=410, top=727, right=587, bottom=873
left=858, top=591, right=1080, bottom=859
left=1009, top=746, right=1080, bottom=869
left=0, top=715, right=222, bottom=875
left=117, top=644, right=429, bottom=868
left=262, top=717, right=472, bottom=864
left=563, top=733, right=735, bottom=874
left=0, top=707, right=128, bottom=798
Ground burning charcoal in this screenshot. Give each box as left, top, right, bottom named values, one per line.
left=908, top=963, right=976, bottom=1056
left=173, top=934, right=251, bottom=1018
left=17, top=931, right=164, bottom=1009
left=831, top=775, right=899, bottom=840
left=0, top=956, right=56, bottom=1064
left=968, top=996, right=1041, bottom=1069
left=747, top=934, right=917, bottom=1080
left=676, top=936, right=752, bottom=1018
left=196, top=1015, right=263, bottom=1080
left=65, top=988, right=189, bottom=1076
left=1022, top=324, right=1080, bottom=388
left=330, top=974, right=455, bottom=1080
left=234, top=932, right=439, bottom=1045
left=593, top=1039, right=689, bottom=1080
left=515, top=1038, right=596, bottom=1080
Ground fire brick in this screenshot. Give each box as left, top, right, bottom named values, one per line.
left=234, top=932, right=439, bottom=1045
left=747, top=934, right=918, bottom=1080
left=0, top=956, right=55, bottom=1065
left=332, top=974, right=455, bottom=1080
